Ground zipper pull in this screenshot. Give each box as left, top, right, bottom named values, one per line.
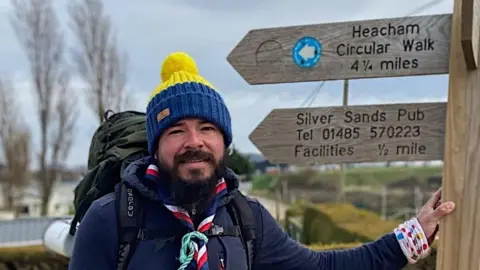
left=191, top=204, right=197, bottom=215
left=219, top=257, right=225, bottom=270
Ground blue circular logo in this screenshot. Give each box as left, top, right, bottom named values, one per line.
left=292, top=37, right=322, bottom=68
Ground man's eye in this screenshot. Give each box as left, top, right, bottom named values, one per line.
left=169, top=129, right=183, bottom=135
left=202, top=126, right=215, bottom=131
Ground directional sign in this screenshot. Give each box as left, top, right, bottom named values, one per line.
left=249, top=102, right=446, bottom=165
left=228, top=14, right=452, bottom=85
left=292, top=37, right=322, bottom=68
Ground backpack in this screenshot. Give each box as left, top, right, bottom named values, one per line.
left=69, top=110, right=149, bottom=235
left=69, top=110, right=256, bottom=270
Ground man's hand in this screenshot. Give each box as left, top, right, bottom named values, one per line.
left=416, top=188, right=455, bottom=244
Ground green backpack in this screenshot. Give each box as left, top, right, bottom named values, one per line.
left=69, top=110, right=149, bottom=235
left=69, top=110, right=256, bottom=270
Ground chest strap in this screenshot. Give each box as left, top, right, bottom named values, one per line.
left=137, top=224, right=241, bottom=241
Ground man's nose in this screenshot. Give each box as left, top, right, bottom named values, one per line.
left=184, top=130, right=204, bottom=148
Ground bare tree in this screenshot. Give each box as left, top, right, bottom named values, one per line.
left=68, top=0, right=129, bottom=124
left=48, top=72, right=78, bottom=186
left=0, top=77, right=31, bottom=211
left=10, top=0, right=77, bottom=215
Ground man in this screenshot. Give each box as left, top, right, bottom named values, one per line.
left=69, top=52, right=455, bottom=270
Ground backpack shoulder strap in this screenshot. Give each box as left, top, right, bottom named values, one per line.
left=226, top=190, right=256, bottom=270
left=115, top=182, right=144, bottom=270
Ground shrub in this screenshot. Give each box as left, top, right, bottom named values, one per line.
left=279, top=169, right=338, bottom=191
left=251, top=174, right=275, bottom=190
left=343, top=166, right=442, bottom=188
left=255, top=166, right=444, bottom=191
left=302, top=204, right=372, bottom=245
left=285, top=201, right=309, bottom=240
left=290, top=202, right=400, bottom=245
left=315, top=203, right=399, bottom=240
left=0, top=245, right=68, bottom=269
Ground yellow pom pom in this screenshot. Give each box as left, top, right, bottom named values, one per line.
left=147, top=51, right=215, bottom=103
left=160, top=52, right=199, bottom=82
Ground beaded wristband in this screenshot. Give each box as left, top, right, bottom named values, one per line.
left=393, top=218, right=430, bottom=264
left=407, top=219, right=430, bottom=256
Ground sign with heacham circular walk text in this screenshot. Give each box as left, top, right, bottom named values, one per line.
left=227, top=14, right=452, bottom=85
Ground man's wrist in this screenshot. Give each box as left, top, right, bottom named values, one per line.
left=393, top=217, right=431, bottom=264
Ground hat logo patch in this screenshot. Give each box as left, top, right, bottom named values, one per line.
left=157, top=108, right=170, bottom=122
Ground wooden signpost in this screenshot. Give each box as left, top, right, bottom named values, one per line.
left=437, top=0, right=480, bottom=269
left=461, top=0, right=479, bottom=69
left=228, top=0, right=480, bottom=268
left=227, top=14, right=452, bottom=84
left=249, top=102, right=446, bottom=165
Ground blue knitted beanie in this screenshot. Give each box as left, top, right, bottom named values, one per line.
left=145, top=52, right=232, bottom=155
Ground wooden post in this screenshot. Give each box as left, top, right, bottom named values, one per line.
left=436, top=0, right=480, bottom=269
left=338, top=79, right=349, bottom=202
left=461, top=0, right=479, bottom=69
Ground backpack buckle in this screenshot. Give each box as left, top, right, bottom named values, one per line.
left=137, top=229, right=146, bottom=240
left=210, top=224, right=224, bottom=236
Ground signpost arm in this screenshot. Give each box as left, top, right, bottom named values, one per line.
left=461, top=0, right=479, bottom=69
left=436, top=0, right=480, bottom=268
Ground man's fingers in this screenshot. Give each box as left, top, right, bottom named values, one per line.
left=427, top=188, right=442, bottom=207
left=434, top=188, right=442, bottom=200
left=433, top=201, right=455, bottom=219
left=434, top=200, right=442, bottom=209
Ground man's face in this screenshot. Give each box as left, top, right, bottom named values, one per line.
left=157, top=118, right=225, bottom=183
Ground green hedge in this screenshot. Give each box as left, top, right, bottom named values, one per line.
left=284, top=202, right=400, bottom=245
left=343, top=166, right=441, bottom=187
left=252, top=166, right=443, bottom=191
left=286, top=202, right=438, bottom=269
left=0, top=245, right=68, bottom=269
left=284, top=201, right=308, bottom=241
left=251, top=174, right=275, bottom=190
left=298, top=203, right=399, bottom=245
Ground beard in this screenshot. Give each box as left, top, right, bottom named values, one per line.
left=156, top=149, right=227, bottom=214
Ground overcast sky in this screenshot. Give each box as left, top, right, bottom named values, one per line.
left=0, top=0, right=453, bottom=168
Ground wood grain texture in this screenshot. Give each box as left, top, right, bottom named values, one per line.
left=249, top=102, right=446, bottom=165
left=461, top=0, right=479, bottom=69
left=436, top=0, right=480, bottom=269
left=227, top=14, right=452, bottom=85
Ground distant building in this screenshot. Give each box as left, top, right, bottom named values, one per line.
left=0, top=176, right=80, bottom=219
left=251, top=160, right=291, bottom=175
left=15, top=179, right=80, bottom=218
left=0, top=164, right=84, bottom=219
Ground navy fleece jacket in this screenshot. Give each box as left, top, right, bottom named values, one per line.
left=69, top=157, right=408, bottom=270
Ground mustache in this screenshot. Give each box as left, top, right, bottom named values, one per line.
left=174, top=150, right=215, bottom=164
